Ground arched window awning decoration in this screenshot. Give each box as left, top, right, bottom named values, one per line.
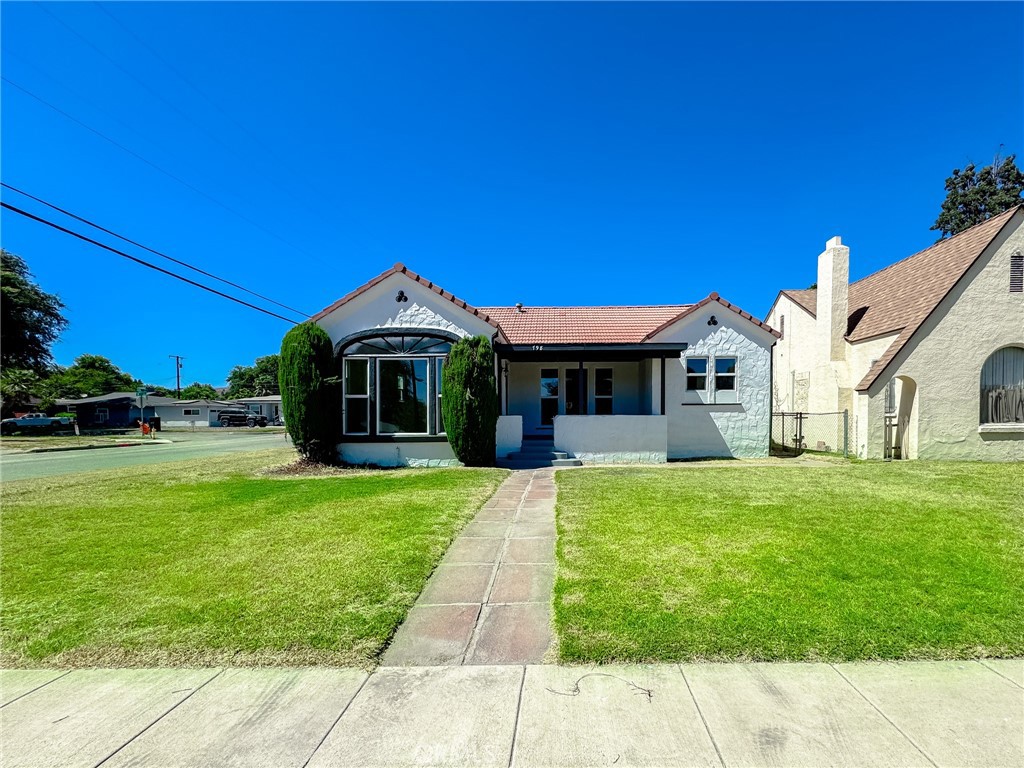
left=335, top=327, right=461, bottom=357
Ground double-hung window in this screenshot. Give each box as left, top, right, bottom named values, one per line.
left=714, top=357, right=737, bottom=391
left=685, top=355, right=738, bottom=402
left=685, top=357, right=708, bottom=391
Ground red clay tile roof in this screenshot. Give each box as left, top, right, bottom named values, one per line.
left=642, top=293, right=781, bottom=340
left=480, top=305, right=690, bottom=344
left=316, top=268, right=780, bottom=346
left=311, top=263, right=499, bottom=328
left=776, top=206, right=1021, bottom=391
left=483, top=293, right=780, bottom=345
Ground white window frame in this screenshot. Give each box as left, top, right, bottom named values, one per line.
left=713, top=356, right=738, bottom=401
left=343, top=358, right=370, bottom=436
left=182, top=408, right=201, bottom=416
left=375, top=356, right=431, bottom=437
left=685, top=356, right=709, bottom=391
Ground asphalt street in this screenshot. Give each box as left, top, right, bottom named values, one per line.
left=0, top=431, right=289, bottom=482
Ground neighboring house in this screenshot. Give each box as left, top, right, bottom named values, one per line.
left=313, top=263, right=779, bottom=467
left=232, top=395, right=283, bottom=423
left=161, top=399, right=241, bottom=427
left=57, top=392, right=178, bottom=427
left=767, top=206, right=1024, bottom=461
left=57, top=394, right=256, bottom=428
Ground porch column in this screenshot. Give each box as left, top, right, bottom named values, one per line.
left=651, top=358, right=663, bottom=415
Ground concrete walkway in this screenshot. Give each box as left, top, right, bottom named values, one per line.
left=1, top=660, right=1021, bottom=767
left=383, top=469, right=557, bottom=666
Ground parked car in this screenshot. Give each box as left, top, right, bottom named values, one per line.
left=0, top=413, right=75, bottom=435
left=216, top=409, right=268, bottom=428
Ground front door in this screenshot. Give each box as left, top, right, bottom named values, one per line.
left=565, top=368, right=587, bottom=415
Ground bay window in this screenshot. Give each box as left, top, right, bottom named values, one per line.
left=340, top=332, right=454, bottom=438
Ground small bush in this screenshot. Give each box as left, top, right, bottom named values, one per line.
left=279, top=322, right=341, bottom=463
left=442, top=336, right=498, bottom=467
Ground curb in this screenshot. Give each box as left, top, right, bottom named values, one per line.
left=25, top=439, right=173, bottom=454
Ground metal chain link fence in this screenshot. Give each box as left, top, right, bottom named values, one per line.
left=771, top=411, right=849, bottom=457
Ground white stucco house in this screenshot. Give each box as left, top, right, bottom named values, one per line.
left=767, top=205, right=1024, bottom=461
left=312, top=263, right=780, bottom=467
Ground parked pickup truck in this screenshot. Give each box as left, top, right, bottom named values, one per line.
left=0, top=413, right=75, bottom=435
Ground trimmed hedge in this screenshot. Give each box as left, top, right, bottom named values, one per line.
left=279, top=322, right=341, bottom=463
left=441, top=336, right=498, bottom=467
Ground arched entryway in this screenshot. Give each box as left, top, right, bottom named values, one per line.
left=884, top=375, right=918, bottom=460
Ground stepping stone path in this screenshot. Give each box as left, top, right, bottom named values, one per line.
left=382, top=469, right=556, bottom=666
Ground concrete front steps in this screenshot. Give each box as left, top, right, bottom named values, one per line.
left=497, top=438, right=582, bottom=469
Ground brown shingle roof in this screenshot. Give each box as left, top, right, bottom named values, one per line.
left=777, top=207, right=1021, bottom=391
left=480, top=305, right=690, bottom=344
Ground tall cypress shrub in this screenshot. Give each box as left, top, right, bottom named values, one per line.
left=279, top=322, right=341, bottom=463
left=442, top=335, right=498, bottom=467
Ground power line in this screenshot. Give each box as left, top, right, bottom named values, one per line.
left=92, top=1, right=398, bottom=267
left=1, top=76, right=321, bottom=263
left=37, top=2, right=243, bottom=162
left=93, top=2, right=280, bottom=162
left=1, top=201, right=299, bottom=324
left=2, top=183, right=311, bottom=318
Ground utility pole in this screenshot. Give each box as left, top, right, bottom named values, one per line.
left=168, top=354, right=184, bottom=398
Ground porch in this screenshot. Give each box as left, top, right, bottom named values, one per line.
left=495, top=346, right=682, bottom=465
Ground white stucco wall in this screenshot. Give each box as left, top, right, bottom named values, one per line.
left=554, top=415, right=668, bottom=463
left=496, top=415, right=522, bottom=458
left=317, top=272, right=497, bottom=347
left=316, top=271, right=500, bottom=465
left=337, top=441, right=459, bottom=467
left=865, top=214, right=1024, bottom=461
left=650, top=304, right=774, bottom=459
left=767, top=296, right=818, bottom=412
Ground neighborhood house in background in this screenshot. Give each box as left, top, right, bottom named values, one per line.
left=767, top=205, right=1024, bottom=461
left=313, top=263, right=780, bottom=467
left=51, top=393, right=283, bottom=428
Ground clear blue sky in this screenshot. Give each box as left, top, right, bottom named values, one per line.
left=2, top=2, right=1021, bottom=388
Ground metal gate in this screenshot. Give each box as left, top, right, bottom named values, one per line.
left=771, top=411, right=849, bottom=458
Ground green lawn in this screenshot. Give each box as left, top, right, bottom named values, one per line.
left=1, top=450, right=506, bottom=667
left=555, top=462, right=1024, bottom=663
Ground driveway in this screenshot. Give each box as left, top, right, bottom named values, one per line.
left=0, top=431, right=289, bottom=482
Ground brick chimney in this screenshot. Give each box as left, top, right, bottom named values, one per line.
left=817, top=236, right=849, bottom=362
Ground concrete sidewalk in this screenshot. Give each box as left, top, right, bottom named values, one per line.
left=1, top=660, right=1021, bottom=767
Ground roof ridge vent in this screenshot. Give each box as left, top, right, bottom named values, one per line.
left=515, top=302, right=524, bottom=312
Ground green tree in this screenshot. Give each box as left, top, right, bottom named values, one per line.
left=441, top=336, right=498, bottom=467
left=179, top=382, right=219, bottom=400
left=144, top=385, right=174, bottom=397
left=1, top=250, right=68, bottom=375
left=45, top=355, right=137, bottom=399
left=225, top=355, right=279, bottom=398
left=0, top=368, right=42, bottom=417
left=279, top=324, right=340, bottom=463
left=932, top=153, right=1024, bottom=238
